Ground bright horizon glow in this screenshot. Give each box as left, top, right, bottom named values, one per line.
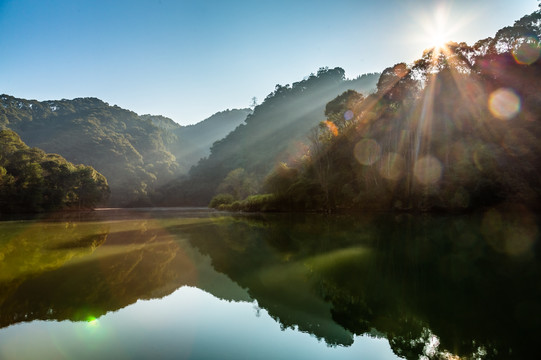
left=414, top=1, right=463, bottom=52
left=431, top=32, right=448, bottom=50
left=429, top=4, right=453, bottom=50
left=0, top=0, right=538, bottom=125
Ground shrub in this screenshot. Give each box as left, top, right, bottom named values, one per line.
left=209, top=193, right=235, bottom=209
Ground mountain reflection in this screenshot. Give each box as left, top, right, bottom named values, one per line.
left=179, top=210, right=540, bottom=359
left=0, top=210, right=250, bottom=328
left=0, top=208, right=539, bottom=359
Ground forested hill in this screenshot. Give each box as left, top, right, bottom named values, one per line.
left=147, top=108, right=252, bottom=172
left=0, top=95, right=178, bottom=205
left=0, top=129, right=109, bottom=213
left=210, top=9, right=541, bottom=213
left=0, top=96, right=248, bottom=206
left=158, top=69, right=379, bottom=205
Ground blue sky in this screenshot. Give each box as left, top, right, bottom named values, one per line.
left=1, top=0, right=538, bottom=125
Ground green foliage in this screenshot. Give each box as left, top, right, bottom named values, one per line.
left=263, top=163, right=299, bottom=196
left=0, top=95, right=251, bottom=206
left=0, top=96, right=176, bottom=206
left=217, top=168, right=258, bottom=200
left=5, top=9, right=538, bottom=213
left=0, top=129, right=109, bottom=213
left=169, top=108, right=252, bottom=172
left=209, top=193, right=235, bottom=209
left=214, top=194, right=278, bottom=212
left=163, top=68, right=379, bottom=206
left=239, top=194, right=277, bottom=212
left=261, top=8, right=541, bottom=213
left=324, top=89, right=365, bottom=130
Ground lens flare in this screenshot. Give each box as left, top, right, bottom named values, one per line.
left=431, top=32, right=447, bottom=50
left=512, top=38, right=541, bottom=65
left=324, top=120, right=338, bottom=136
left=354, top=139, right=381, bottom=165
left=410, top=1, right=460, bottom=53
left=414, top=155, right=443, bottom=185
left=86, top=316, right=99, bottom=327
left=488, top=88, right=521, bottom=120
left=481, top=208, right=538, bottom=256
left=344, top=110, right=354, bottom=121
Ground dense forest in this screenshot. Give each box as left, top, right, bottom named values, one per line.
left=2, top=8, right=539, bottom=214
left=0, top=69, right=377, bottom=210
left=210, top=9, right=541, bottom=213
left=0, top=96, right=249, bottom=206
left=181, top=213, right=540, bottom=359
left=165, top=108, right=253, bottom=171
left=158, top=71, right=380, bottom=205
left=0, top=130, right=109, bottom=212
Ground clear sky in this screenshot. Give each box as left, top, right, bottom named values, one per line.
left=0, top=0, right=538, bottom=125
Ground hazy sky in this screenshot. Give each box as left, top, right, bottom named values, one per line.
left=1, top=0, right=538, bottom=125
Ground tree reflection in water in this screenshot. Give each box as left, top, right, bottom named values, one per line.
left=0, top=209, right=250, bottom=328
left=0, top=208, right=539, bottom=359
left=180, top=208, right=540, bottom=359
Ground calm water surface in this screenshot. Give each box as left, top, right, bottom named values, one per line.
left=0, top=207, right=539, bottom=359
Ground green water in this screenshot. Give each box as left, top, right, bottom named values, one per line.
left=0, top=208, right=539, bottom=359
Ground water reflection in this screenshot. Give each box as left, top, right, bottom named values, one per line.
left=0, top=208, right=539, bottom=359
left=179, top=211, right=540, bottom=359
left=0, top=209, right=250, bottom=328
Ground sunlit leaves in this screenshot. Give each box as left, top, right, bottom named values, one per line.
left=270, top=7, right=541, bottom=212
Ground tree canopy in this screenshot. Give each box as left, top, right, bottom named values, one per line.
left=0, top=96, right=249, bottom=206
left=212, top=8, right=541, bottom=213
left=0, top=129, right=109, bottom=213
left=162, top=69, right=379, bottom=206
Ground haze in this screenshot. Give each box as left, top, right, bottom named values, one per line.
left=0, top=0, right=537, bottom=125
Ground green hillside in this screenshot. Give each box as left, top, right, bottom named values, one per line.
left=0, top=96, right=177, bottom=205
left=0, top=96, right=249, bottom=206
left=155, top=108, right=252, bottom=172
left=220, top=9, right=541, bottom=213
left=159, top=69, right=379, bottom=205
left=0, top=129, right=109, bottom=213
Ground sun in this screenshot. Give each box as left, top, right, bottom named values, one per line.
left=430, top=29, right=448, bottom=50
left=412, top=2, right=458, bottom=52
left=428, top=6, right=451, bottom=50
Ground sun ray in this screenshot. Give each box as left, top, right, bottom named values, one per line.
left=408, top=1, right=474, bottom=55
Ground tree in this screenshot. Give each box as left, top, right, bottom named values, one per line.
left=308, top=126, right=332, bottom=211
left=250, top=97, right=258, bottom=110
left=0, top=129, right=109, bottom=213
left=72, top=165, right=110, bottom=209
left=263, top=162, right=298, bottom=196
left=217, top=168, right=257, bottom=200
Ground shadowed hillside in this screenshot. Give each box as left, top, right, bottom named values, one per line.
left=0, top=129, right=109, bottom=212
left=0, top=97, right=249, bottom=206
left=153, top=108, right=252, bottom=172
left=212, top=9, right=541, bottom=213
left=158, top=70, right=379, bottom=205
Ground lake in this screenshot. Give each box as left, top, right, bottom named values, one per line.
left=0, top=207, right=539, bottom=359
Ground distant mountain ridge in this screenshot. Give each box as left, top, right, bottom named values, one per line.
left=0, top=129, right=109, bottom=212
left=0, top=95, right=249, bottom=206
left=153, top=108, right=252, bottom=172
left=0, top=68, right=378, bottom=207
